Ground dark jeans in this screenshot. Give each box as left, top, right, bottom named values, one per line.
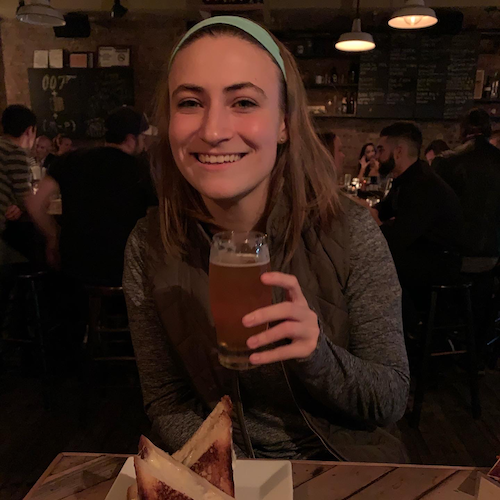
left=462, top=270, right=496, bottom=366
left=398, top=251, right=462, bottom=337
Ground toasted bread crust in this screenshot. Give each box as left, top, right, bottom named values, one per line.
left=173, top=398, right=234, bottom=496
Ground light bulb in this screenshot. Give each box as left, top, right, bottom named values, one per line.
left=404, top=15, right=423, bottom=26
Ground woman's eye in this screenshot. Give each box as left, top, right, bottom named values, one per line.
left=234, top=99, right=257, bottom=109
left=178, top=100, right=200, bottom=108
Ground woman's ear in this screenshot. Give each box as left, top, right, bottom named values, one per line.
left=278, top=119, right=288, bottom=144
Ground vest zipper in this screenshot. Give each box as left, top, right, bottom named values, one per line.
left=280, top=361, right=345, bottom=461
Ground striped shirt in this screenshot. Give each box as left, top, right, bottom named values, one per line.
left=0, top=136, right=31, bottom=234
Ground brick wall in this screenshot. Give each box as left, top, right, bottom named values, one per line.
left=0, top=13, right=185, bottom=116
left=0, top=12, right=470, bottom=167
left=316, top=118, right=461, bottom=176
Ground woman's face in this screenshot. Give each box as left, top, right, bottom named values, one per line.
left=334, top=136, right=345, bottom=173
left=364, top=144, right=375, bottom=161
left=168, top=35, right=286, bottom=203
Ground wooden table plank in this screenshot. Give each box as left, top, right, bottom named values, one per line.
left=59, top=478, right=116, bottom=500
left=294, top=464, right=395, bottom=500
left=348, top=467, right=458, bottom=499
left=24, top=453, right=489, bottom=500
left=420, top=470, right=480, bottom=499
left=24, top=455, right=64, bottom=500
left=26, top=456, right=126, bottom=500
left=50, top=456, right=103, bottom=477
left=292, top=462, right=336, bottom=488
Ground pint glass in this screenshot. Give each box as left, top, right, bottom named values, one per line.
left=209, top=231, right=272, bottom=370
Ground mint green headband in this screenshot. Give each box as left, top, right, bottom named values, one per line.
left=169, top=16, right=287, bottom=82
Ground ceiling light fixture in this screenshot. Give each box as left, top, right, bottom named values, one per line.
left=389, top=0, right=438, bottom=30
left=16, top=0, right=65, bottom=27
left=335, top=0, right=375, bottom=53
left=111, top=0, right=128, bottom=19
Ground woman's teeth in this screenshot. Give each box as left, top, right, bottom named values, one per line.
left=197, top=154, right=243, bottom=164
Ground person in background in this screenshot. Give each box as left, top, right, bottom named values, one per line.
left=0, top=105, right=37, bottom=263
left=490, top=129, right=500, bottom=149
left=27, top=106, right=155, bottom=286
left=358, top=142, right=379, bottom=178
left=370, top=122, right=463, bottom=333
left=424, top=139, right=450, bottom=166
left=124, top=17, right=409, bottom=464
left=44, top=134, right=73, bottom=172
left=318, top=131, right=345, bottom=174
left=434, top=109, right=500, bottom=368
left=29, top=135, right=53, bottom=184
left=0, top=105, right=37, bottom=323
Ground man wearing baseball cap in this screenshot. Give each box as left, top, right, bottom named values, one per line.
left=27, top=106, right=155, bottom=287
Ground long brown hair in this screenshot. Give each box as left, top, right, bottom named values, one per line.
left=152, top=23, right=341, bottom=263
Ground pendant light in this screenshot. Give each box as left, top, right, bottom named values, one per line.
left=335, top=0, right=375, bottom=53
left=389, top=0, right=438, bottom=30
left=16, top=0, right=66, bottom=27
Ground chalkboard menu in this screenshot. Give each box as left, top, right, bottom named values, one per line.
left=28, top=68, right=134, bottom=139
left=387, top=33, right=419, bottom=118
left=358, top=35, right=390, bottom=118
left=357, top=32, right=479, bottom=120
left=444, top=33, right=479, bottom=120
left=415, top=35, right=449, bottom=119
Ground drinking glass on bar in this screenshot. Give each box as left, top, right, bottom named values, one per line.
left=209, top=231, right=272, bottom=370
left=344, top=173, right=352, bottom=188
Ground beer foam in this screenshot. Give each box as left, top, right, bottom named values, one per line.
left=210, top=252, right=270, bottom=267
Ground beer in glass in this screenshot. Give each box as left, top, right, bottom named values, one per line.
left=209, top=232, right=272, bottom=370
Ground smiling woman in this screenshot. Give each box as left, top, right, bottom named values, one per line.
left=123, top=16, right=410, bottom=464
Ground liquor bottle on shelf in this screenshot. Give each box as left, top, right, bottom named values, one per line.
left=305, top=39, right=314, bottom=57
left=491, top=72, right=499, bottom=99
left=326, top=96, right=336, bottom=115
left=331, top=67, right=338, bottom=84
left=336, top=93, right=343, bottom=115
left=341, top=93, right=348, bottom=114
left=347, top=93, right=354, bottom=115
left=348, top=63, right=358, bottom=84
left=483, top=77, right=492, bottom=99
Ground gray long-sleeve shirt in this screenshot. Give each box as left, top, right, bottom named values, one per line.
left=123, top=202, right=409, bottom=460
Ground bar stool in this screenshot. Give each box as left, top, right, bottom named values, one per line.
left=410, top=282, right=481, bottom=428
left=83, top=285, right=134, bottom=362
left=1, top=268, right=54, bottom=408
left=80, top=285, right=134, bottom=425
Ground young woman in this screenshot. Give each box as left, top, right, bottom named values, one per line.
left=124, top=16, right=409, bottom=463
left=358, top=142, right=379, bottom=178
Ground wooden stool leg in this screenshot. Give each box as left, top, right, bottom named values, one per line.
left=464, top=288, right=481, bottom=419
left=30, top=278, right=52, bottom=410
left=79, top=293, right=102, bottom=427
left=411, top=290, right=438, bottom=428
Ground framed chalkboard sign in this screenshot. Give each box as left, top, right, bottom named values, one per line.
left=28, top=67, right=134, bottom=139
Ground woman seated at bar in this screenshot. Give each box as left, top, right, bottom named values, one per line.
left=124, top=16, right=409, bottom=463
left=358, top=142, right=379, bottom=178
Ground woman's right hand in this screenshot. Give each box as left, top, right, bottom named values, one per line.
left=359, top=157, right=368, bottom=177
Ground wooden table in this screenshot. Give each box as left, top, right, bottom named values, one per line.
left=24, top=453, right=487, bottom=500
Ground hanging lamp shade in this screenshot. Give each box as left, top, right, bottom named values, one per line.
left=336, top=18, right=375, bottom=53
left=389, top=0, right=437, bottom=30
left=16, top=0, right=66, bottom=27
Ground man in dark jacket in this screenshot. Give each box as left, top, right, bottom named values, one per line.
left=27, top=106, right=155, bottom=285
left=369, top=122, right=463, bottom=337
left=434, top=109, right=500, bottom=366
left=374, top=122, right=463, bottom=289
